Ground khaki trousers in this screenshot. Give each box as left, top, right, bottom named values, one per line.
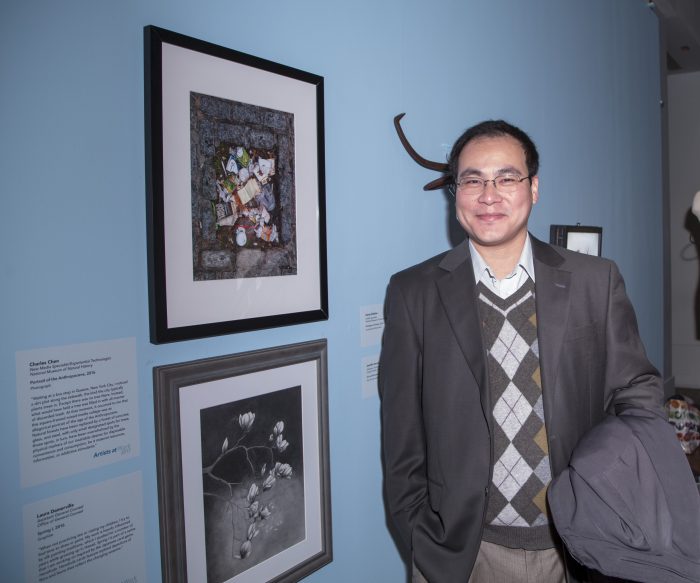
left=412, top=540, right=567, bottom=583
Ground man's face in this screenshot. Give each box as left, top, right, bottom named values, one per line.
left=455, top=135, right=539, bottom=255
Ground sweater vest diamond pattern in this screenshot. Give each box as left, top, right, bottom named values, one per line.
left=477, top=279, right=556, bottom=550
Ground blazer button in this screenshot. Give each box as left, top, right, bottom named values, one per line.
left=484, top=486, right=489, bottom=497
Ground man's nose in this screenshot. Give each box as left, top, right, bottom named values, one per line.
left=478, top=181, right=502, bottom=203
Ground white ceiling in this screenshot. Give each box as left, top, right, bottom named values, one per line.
left=654, top=0, right=700, bottom=73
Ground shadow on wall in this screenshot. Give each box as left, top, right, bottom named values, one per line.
left=683, top=207, right=700, bottom=340
left=444, top=189, right=465, bottom=248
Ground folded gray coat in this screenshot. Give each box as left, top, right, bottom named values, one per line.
left=548, top=408, right=700, bottom=583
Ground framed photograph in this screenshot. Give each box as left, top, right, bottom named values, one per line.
left=549, top=224, right=603, bottom=257
left=153, top=339, right=331, bottom=583
left=144, top=26, right=328, bottom=343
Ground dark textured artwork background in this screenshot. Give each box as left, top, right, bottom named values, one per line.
left=200, top=386, right=305, bottom=583
left=190, top=92, right=298, bottom=281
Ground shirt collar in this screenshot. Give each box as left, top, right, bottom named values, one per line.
left=469, top=234, right=535, bottom=284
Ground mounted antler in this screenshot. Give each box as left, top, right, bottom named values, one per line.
left=393, top=113, right=453, bottom=191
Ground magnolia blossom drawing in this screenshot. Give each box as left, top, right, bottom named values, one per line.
left=200, top=387, right=304, bottom=583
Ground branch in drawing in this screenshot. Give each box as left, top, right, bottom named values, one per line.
left=202, top=411, right=293, bottom=560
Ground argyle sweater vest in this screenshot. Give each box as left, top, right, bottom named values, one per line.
left=476, top=279, right=557, bottom=550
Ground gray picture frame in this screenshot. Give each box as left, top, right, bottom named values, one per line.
left=153, top=339, right=331, bottom=583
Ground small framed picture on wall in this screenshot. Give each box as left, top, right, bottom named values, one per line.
left=549, top=224, right=603, bottom=257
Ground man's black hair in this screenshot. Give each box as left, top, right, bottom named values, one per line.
left=447, top=120, right=539, bottom=181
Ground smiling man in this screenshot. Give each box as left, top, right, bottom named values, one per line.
left=379, top=120, right=663, bottom=583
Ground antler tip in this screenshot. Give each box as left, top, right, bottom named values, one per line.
left=423, top=176, right=452, bottom=191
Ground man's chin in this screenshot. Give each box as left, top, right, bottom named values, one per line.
left=467, top=231, right=527, bottom=252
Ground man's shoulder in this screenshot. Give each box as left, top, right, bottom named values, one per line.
left=538, top=239, right=615, bottom=273
left=389, top=248, right=453, bottom=286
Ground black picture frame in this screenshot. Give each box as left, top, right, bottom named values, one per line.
left=145, top=26, right=328, bottom=343
left=153, top=339, right=332, bottom=583
left=549, top=224, right=603, bottom=257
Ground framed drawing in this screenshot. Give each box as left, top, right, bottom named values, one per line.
left=144, top=26, right=328, bottom=343
left=153, top=339, right=331, bottom=583
left=549, top=224, right=603, bottom=257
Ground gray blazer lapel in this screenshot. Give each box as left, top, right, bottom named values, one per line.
left=532, top=238, right=571, bottom=416
left=436, top=241, right=488, bottom=406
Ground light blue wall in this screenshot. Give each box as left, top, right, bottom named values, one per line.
left=0, top=1, right=663, bottom=581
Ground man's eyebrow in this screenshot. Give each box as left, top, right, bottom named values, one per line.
left=458, top=165, right=525, bottom=178
left=457, top=167, right=484, bottom=178
left=494, top=165, right=525, bottom=176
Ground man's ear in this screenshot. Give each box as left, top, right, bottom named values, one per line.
left=530, top=175, right=539, bottom=204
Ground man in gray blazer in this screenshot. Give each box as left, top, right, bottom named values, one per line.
left=379, top=120, right=664, bottom=583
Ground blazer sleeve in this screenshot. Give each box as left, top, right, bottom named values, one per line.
left=379, top=274, right=428, bottom=551
left=603, top=261, right=664, bottom=416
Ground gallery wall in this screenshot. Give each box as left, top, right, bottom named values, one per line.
left=1, top=1, right=664, bottom=581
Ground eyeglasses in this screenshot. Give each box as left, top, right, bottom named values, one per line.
left=454, top=174, right=531, bottom=195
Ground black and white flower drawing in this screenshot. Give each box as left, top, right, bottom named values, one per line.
left=199, top=387, right=304, bottom=583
